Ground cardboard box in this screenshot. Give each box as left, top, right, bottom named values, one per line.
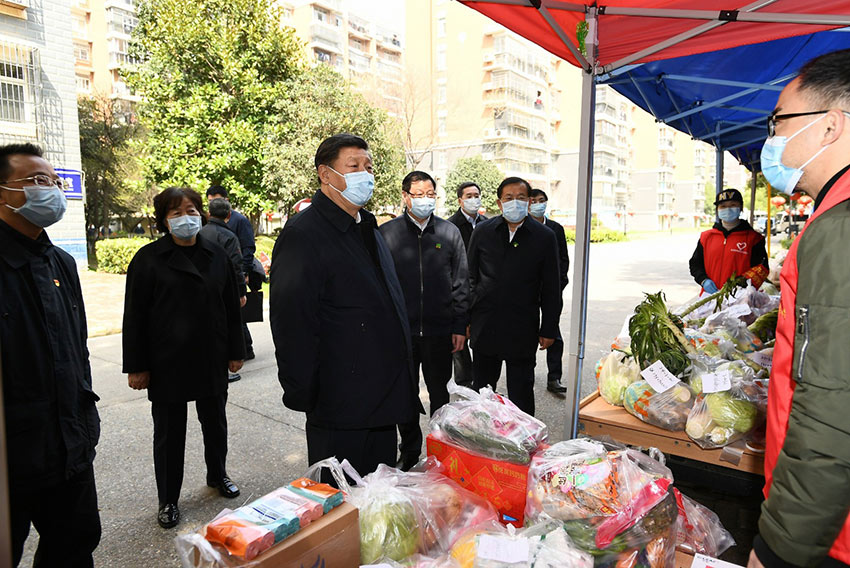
left=426, top=433, right=531, bottom=527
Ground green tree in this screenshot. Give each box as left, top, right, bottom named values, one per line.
left=124, top=0, right=303, bottom=222
left=445, top=156, right=504, bottom=215
left=78, top=96, right=143, bottom=265
left=261, top=64, right=406, bottom=215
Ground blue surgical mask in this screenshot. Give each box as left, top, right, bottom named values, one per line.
left=409, top=197, right=435, bottom=219
left=717, top=207, right=741, bottom=222
left=168, top=214, right=202, bottom=240
left=328, top=167, right=375, bottom=207
left=1, top=184, right=67, bottom=227
left=501, top=199, right=528, bottom=223
left=760, top=114, right=829, bottom=195
left=462, top=197, right=481, bottom=216
left=529, top=202, right=547, bottom=218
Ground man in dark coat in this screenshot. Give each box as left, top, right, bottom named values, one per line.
left=380, top=171, right=469, bottom=470
left=529, top=188, right=570, bottom=395
left=207, top=185, right=257, bottom=360
left=468, top=177, right=562, bottom=416
left=0, top=143, right=101, bottom=566
left=270, top=133, right=422, bottom=478
left=447, top=181, right=487, bottom=387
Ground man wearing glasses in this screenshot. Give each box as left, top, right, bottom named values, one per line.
left=380, top=171, right=469, bottom=470
left=750, top=49, right=850, bottom=568
left=0, top=143, right=101, bottom=566
left=467, top=177, right=561, bottom=416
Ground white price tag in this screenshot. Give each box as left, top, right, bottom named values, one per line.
left=724, top=304, right=752, bottom=318
left=640, top=361, right=680, bottom=393
left=748, top=350, right=773, bottom=370
left=702, top=371, right=732, bottom=393
left=477, top=535, right=529, bottom=564
left=691, top=553, right=744, bottom=568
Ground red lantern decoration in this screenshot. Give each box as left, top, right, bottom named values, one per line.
left=789, top=192, right=801, bottom=201
left=798, top=194, right=813, bottom=205
left=770, top=196, right=786, bottom=208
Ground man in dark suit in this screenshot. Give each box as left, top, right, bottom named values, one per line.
left=447, top=181, right=487, bottom=387
left=468, top=177, right=561, bottom=416
left=269, top=133, right=422, bottom=478
left=529, top=189, right=569, bottom=395
left=380, top=171, right=469, bottom=470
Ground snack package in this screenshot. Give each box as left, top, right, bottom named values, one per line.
left=525, top=440, right=677, bottom=567
left=430, top=381, right=548, bottom=464
left=267, top=487, right=323, bottom=526
left=685, top=359, right=767, bottom=448
left=622, top=380, right=695, bottom=431
left=595, top=351, right=641, bottom=406
left=232, top=494, right=302, bottom=540
left=288, top=477, right=343, bottom=512
left=204, top=513, right=276, bottom=561
left=673, top=489, right=735, bottom=556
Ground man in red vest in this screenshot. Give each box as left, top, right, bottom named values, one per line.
left=689, top=188, right=769, bottom=293
left=749, top=48, right=850, bottom=568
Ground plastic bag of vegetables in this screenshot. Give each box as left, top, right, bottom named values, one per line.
left=430, top=381, right=548, bottom=464
left=673, top=489, right=735, bottom=556
left=622, top=379, right=695, bottom=431
left=684, top=363, right=767, bottom=449
left=595, top=351, right=641, bottom=406
left=700, top=309, right=763, bottom=353
left=524, top=439, right=677, bottom=567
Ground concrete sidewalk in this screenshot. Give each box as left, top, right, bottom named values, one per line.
left=79, top=270, right=126, bottom=338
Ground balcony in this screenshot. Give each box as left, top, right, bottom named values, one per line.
left=348, top=15, right=370, bottom=38
left=104, top=0, right=136, bottom=11
left=310, top=23, right=343, bottom=54
left=375, top=27, right=402, bottom=51
left=348, top=51, right=370, bottom=73
left=311, top=0, right=341, bottom=12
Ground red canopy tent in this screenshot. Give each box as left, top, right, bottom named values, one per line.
left=458, top=0, right=850, bottom=438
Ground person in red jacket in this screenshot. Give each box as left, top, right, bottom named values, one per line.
left=689, top=188, right=769, bottom=293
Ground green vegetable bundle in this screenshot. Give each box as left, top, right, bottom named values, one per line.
left=629, top=292, right=696, bottom=376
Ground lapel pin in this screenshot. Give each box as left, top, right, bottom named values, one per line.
left=436, top=243, right=442, bottom=249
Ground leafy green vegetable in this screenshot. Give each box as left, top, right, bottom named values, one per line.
left=748, top=308, right=779, bottom=343
left=359, top=498, right=419, bottom=564
left=629, top=292, right=695, bottom=376
left=704, top=392, right=757, bottom=433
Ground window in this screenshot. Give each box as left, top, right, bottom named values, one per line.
left=438, top=85, right=446, bottom=105
left=313, top=7, right=328, bottom=23
left=106, top=7, right=138, bottom=35
left=436, top=45, right=446, bottom=71
left=0, top=42, right=36, bottom=125
left=76, top=75, right=91, bottom=92
left=74, top=44, right=90, bottom=62
left=108, top=38, right=137, bottom=67
left=438, top=117, right=446, bottom=136
left=72, top=15, right=88, bottom=36
left=349, top=37, right=364, bottom=52
left=437, top=18, right=446, bottom=38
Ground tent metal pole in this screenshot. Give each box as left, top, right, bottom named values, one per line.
left=663, top=72, right=796, bottom=122
left=716, top=147, right=725, bottom=200
left=564, top=9, right=597, bottom=441
left=539, top=4, right=590, bottom=70
left=750, top=169, right=758, bottom=224
left=600, top=6, right=850, bottom=27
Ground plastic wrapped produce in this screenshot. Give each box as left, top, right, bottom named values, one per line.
left=430, top=381, right=548, bottom=464
left=622, top=380, right=695, bottom=431
left=595, top=351, right=641, bottom=406
left=525, top=440, right=677, bottom=567
left=700, top=309, right=763, bottom=353
left=673, top=489, right=735, bottom=556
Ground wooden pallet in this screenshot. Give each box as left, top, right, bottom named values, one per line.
left=578, top=392, right=764, bottom=476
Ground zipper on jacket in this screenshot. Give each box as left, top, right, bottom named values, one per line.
left=796, top=304, right=810, bottom=382
left=418, top=232, right=424, bottom=337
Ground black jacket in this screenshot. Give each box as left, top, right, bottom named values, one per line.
left=122, top=234, right=245, bottom=403
left=200, top=217, right=246, bottom=295
left=269, top=190, right=421, bottom=429
left=688, top=220, right=769, bottom=285
left=468, top=216, right=562, bottom=359
left=448, top=208, right=488, bottom=250
left=0, top=220, right=100, bottom=490
left=379, top=212, right=469, bottom=337
left=225, top=209, right=256, bottom=275
left=543, top=217, right=570, bottom=290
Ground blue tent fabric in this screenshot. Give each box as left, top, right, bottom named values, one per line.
left=599, top=30, right=850, bottom=170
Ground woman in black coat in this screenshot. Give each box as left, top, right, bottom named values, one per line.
left=122, top=187, right=245, bottom=529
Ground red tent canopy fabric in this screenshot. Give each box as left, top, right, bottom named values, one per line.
left=461, top=1, right=848, bottom=70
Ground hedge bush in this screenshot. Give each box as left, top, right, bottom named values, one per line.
left=564, top=228, right=627, bottom=244
left=95, top=237, right=150, bottom=274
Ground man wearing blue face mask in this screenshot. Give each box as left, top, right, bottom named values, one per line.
left=0, top=143, right=102, bottom=565
left=688, top=188, right=768, bottom=294
left=380, top=171, right=469, bottom=470
left=467, top=177, right=562, bottom=416
left=270, top=133, right=422, bottom=480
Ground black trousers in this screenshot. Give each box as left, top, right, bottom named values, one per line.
left=151, top=392, right=228, bottom=505
left=546, top=327, right=564, bottom=381
left=10, top=464, right=101, bottom=567
left=472, top=352, right=537, bottom=416
left=452, top=341, right=474, bottom=387
left=242, top=321, right=253, bottom=355
left=306, top=422, right=396, bottom=484
left=398, top=335, right=453, bottom=461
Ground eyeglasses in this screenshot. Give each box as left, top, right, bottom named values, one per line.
left=767, top=110, right=831, bottom=137
left=409, top=192, right=436, bottom=199
left=0, top=174, right=70, bottom=190
left=500, top=195, right=529, bottom=202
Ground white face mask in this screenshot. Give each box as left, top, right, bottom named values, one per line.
left=462, top=197, right=481, bottom=216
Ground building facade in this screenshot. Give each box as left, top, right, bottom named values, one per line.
left=2, top=0, right=87, bottom=264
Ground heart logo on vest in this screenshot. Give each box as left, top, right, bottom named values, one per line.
left=737, top=242, right=747, bottom=251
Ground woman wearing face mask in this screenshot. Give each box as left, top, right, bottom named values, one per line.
left=122, top=187, right=245, bottom=529
left=688, top=188, right=769, bottom=295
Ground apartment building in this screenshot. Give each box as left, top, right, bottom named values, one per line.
left=1, top=0, right=88, bottom=264
left=285, top=0, right=404, bottom=115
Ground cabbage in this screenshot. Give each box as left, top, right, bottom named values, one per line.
left=704, top=392, right=757, bottom=433
left=359, top=497, right=420, bottom=564
left=599, top=371, right=633, bottom=405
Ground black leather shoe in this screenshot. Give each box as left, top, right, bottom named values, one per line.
left=228, top=373, right=241, bottom=383
left=547, top=379, right=567, bottom=394
left=157, top=503, right=179, bottom=529
left=208, top=476, right=240, bottom=498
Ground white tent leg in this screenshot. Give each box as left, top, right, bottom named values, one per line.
left=750, top=169, right=758, bottom=224
left=563, top=66, right=597, bottom=440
